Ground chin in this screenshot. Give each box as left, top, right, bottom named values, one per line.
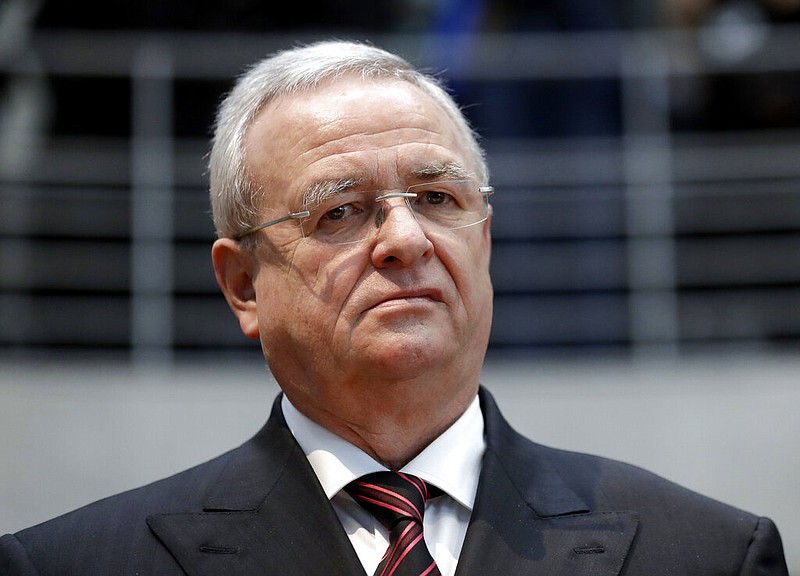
left=360, top=333, right=455, bottom=374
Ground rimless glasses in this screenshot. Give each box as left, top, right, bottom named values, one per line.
left=237, top=179, right=494, bottom=245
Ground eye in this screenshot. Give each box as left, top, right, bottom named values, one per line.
left=323, top=203, right=355, bottom=221
left=414, top=187, right=460, bottom=209
left=316, top=196, right=368, bottom=226
left=421, top=190, right=450, bottom=205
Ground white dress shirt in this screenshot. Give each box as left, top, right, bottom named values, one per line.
left=282, top=394, right=485, bottom=576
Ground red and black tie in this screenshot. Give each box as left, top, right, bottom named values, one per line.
left=345, top=472, right=442, bottom=576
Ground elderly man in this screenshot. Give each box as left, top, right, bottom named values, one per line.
left=0, top=40, right=788, bottom=576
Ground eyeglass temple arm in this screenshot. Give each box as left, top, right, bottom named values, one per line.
left=238, top=210, right=311, bottom=238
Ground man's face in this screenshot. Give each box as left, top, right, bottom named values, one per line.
left=233, top=76, right=492, bottom=425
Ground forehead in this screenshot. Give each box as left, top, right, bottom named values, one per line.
left=244, top=76, right=476, bottom=205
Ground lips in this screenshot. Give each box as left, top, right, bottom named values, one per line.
left=369, top=288, right=443, bottom=310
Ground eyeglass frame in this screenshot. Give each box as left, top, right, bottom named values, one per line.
left=235, top=180, right=494, bottom=242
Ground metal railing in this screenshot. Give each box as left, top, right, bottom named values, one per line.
left=2, top=26, right=800, bottom=360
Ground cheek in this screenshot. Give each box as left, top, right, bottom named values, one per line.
left=443, top=238, right=492, bottom=304
left=257, top=250, right=365, bottom=332
left=465, top=269, right=493, bottom=320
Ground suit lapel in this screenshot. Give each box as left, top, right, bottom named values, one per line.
left=455, top=389, right=638, bottom=576
left=147, top=396, right=365, bottom=576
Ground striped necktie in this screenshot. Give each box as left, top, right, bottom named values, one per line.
left=345, top=472, right=442, bottom=576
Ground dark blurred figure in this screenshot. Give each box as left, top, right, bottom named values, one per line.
left=414, top=0, right=625, bottom=138
left=666, top=0, right=800, bottom=131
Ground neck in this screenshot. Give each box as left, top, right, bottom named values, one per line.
left=288, top=379, right=479, bottom=470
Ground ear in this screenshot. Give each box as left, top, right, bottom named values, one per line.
left=211, top=238, right=260, bottom=340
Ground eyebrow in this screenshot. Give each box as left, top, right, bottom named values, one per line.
left=303, top=178, right=363, bottom=209
left=410, top=162, right=473, bottom=181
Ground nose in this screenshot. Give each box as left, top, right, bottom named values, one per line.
left=370, top=198, right=434, bottom=268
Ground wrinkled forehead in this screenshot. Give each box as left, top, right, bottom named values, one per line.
left=244, top=75, right=478, bottom=208
left=248, top=74, right=475, bottom=155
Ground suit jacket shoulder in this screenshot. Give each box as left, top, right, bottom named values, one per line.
left=462, top=387, right=789, bottom=576
left=1, top=395, right=363, bottom=576
left=1, top=448, right=233, bottom=575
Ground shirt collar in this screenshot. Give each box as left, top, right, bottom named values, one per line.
left=282, top=393, right=485, bottom=510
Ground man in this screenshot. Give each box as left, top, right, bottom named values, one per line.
left=0, top=40, right=788, bottom=576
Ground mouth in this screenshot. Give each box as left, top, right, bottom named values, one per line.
left=369, top=289, right=443, bottom=311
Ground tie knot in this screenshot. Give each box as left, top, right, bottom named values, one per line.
left=345, top=472, right=431, bottom=529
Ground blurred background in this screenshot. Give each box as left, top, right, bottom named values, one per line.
left=1, top=0, right=798, bottom=571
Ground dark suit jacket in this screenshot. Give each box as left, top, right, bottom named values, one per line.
left=1, top=387, right=788, bottom=575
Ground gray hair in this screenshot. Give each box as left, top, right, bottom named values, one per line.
left=208, top=39, right=488, bottom=239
